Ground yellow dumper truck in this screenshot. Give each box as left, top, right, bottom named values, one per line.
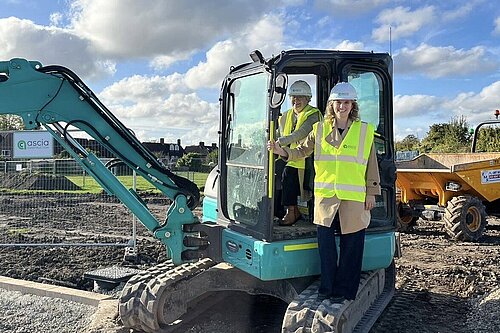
left=396, top=152, right=500, bottom=241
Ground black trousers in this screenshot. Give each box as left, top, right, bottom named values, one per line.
left=317, top=215, right=365, bottom=300
left=281, top=166, right=300, bottom=206
left=274, top=159, right=286, bottom=218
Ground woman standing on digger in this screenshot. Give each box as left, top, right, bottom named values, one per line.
left=268, top=82, right=380, bottom=303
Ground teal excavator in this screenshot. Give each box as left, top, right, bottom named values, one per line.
left=0, top=50, right=398, bottom=332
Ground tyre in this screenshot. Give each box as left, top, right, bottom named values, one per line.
left=396, top=203, right=418, bottom=232
left=443, top=195, right=487, bottom=242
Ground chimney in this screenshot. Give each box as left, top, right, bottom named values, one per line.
left=160, top=138, right=164, bottom=144
left=199, top=141, right=205, bottom=147
left=177, top=139, right=181, bottom=146
left=211, top=143, right=217, bottom=148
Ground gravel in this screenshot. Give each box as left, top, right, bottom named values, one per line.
left=0, top=287, right=97, bottom=333
left=467, top=286, right=500, bottom=333
left=2, top=279, right=499, bottom=333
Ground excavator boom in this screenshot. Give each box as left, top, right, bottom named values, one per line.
left=0, top=58, right=200, bottom=264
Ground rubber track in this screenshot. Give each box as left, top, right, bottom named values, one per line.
left=119, top=261, right=175, bottom=329
left=353, top=264, right=395, bottom=333
left=282, top=270, right=379, bottom=333
left=282, top=280, right=322, bottom=333
left=119, top=258, right=215, bottom=332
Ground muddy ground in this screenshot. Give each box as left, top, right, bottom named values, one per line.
left=0, top=192, right=499, bottom=332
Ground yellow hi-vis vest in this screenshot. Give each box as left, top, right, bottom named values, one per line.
left=313, top=120, right=375, bottom=202
left=279, top=105, right=321, bottom=169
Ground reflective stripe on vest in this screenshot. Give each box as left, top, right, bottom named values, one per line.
left=279, top=105, right=321, bottom=169
left=313, top=120, right=375, bottom=202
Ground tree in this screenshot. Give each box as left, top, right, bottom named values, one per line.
left=475, top=126, right=500, bottom=152
left=176, top=152, right=203, bottom=171
left=419, top=116, right=471, bottom=153
left=206, top=149, right=218, bottom=166
left=396, top=134, right=420, bottom=152
left=0, top=115, right=23, bottom=130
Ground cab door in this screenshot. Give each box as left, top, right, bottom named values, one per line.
left=219, top=69, right=274, bottom=240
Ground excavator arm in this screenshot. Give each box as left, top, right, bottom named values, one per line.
left=0, top=58, right=201, bottom=264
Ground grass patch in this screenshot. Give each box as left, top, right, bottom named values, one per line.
left=66, top=172, right=209, bottom=193
left=0, top=172, right=209, bottom=194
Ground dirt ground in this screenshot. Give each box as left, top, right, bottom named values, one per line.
left=0, top=192, right=499, bottom=332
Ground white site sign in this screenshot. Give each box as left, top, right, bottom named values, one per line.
left=13, top=131, right=54, bottom=158
left=481, top=169, right=500, bottom=184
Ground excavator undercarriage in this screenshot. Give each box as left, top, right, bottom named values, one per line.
left=118, top=258, right=395, bottom=333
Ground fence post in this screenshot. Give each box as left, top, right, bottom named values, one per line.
left=132, top=170, right=137, bottom=254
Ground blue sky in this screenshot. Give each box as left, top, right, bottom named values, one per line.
left=1, top=0, right=500, bottom=145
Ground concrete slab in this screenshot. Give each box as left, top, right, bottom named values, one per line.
left=0, top=275, right=111, bottom=306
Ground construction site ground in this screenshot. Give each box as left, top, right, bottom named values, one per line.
left=0, top=192, right=499, bottom=332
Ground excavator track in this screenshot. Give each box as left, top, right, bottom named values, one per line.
left=369, top=280, right=421, bottom=333
left=282, top=264, right=395, bottom=333
left=119, top=258, right=216, bottom=332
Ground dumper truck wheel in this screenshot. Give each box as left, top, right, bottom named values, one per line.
left=443, top=195, right=487, bottom=242
left=396, top=203, right=418, bottom=232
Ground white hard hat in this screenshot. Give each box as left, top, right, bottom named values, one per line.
left=328, top=82, right=357, bottom=101
left=289, top=80, right=312, bottom=97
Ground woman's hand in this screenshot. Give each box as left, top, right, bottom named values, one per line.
left=365, top=195, right=376, bottom=210
left=267, top=139, right=288, bottom=158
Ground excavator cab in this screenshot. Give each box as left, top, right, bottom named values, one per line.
left=202, top=50, right=397, bottom=280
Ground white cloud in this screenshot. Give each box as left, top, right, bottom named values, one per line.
left=316, top=0, right=390, bottom=14
left=444, top=80, right=500, bottom=124
left=372, top=6, right=435, bottom=42
left=179, top=124, right=220, bottom=147
left=494, top=17, right=500, bottom=36
left=150, top=51, right=194, bottom=71
left=282, top=0, right=306, bottom=5
left=49, top=12, right=63, bottom=26
left=394, top=94, right=441, bottom=117
left=1, top=1, right=281, bottom=79
left=99, top=73, right=190, bottom=111
left=393, top=94, right=448, bottom=141
left=185, top=14, right=285, bottom=89
left=98, top=73, right=219, bottom=145
left=393, top=123, right=426, bottom=141
left=393, top=81, right=500, bottom=140
left=334, top=40, right=365, bottom=51
left=0, top=17, right=114, bottom=80
left=393, top=95, right=443, bottom=140
left=442, top=3, right=475, bottom=21
left=394, top=43, right=497, bottom=78
left=184, top=41, right=239, bottom=90
left=69, top=0, right=274, bottom=59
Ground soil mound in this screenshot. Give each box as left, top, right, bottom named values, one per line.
left=0, top=173, right=81, bottom=191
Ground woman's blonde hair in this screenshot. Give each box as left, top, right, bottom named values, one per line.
left=324, top=100, right=360, bottom=124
